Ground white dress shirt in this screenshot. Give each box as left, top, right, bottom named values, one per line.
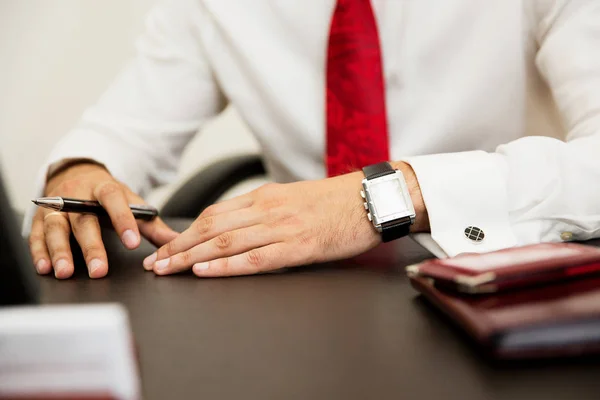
left=24, top=0, right=600, bottom=258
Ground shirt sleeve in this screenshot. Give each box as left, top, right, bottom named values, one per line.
left=23, top=0, right=225, bottom=235
left=404, top=0, right=600, bottom=257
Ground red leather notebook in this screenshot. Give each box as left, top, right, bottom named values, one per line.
left=407, top=243, right=600, bottom=293
left=410, top=275, right=600, bottom=359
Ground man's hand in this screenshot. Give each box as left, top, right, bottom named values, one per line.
left=29, top=163, right=178, bottom=279
left=144, top=162, right=428, bottom=277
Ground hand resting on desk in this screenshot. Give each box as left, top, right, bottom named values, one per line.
left=28, top=163, right=178, bottom=279
left=144, top=161, right=428, bottom=277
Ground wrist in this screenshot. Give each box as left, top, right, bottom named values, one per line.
left=389, top=161, right=430, bottom=233
left=46, top=158, right=106, bottom=183
left=45, top=160, right=108, bottom=195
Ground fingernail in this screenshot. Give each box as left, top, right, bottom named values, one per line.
left=35, top=259, right=48, bottom=274
left=121, top=229, right=140, bottom=249
left=89, top=258, right=103, bottom=276
left=143, top=253, right=157, bottom=270
left=193, top=262, right=209, bottom=273
left=154, top=258, right=170, bottom=272
left=54, top=259, right=69, bottom=279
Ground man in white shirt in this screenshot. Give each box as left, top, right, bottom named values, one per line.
left=25, top=0, right=600, bottom=279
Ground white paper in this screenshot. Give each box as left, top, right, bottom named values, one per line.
left=0, top=303, right=140, bottom=399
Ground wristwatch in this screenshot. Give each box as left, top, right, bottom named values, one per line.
left=361, top=162, right=416, bottom=242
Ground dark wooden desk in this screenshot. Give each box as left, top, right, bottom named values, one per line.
left=39, top=219, right=600, bottom=400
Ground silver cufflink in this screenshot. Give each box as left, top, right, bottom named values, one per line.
left=464, top=226, right=485, bottom=243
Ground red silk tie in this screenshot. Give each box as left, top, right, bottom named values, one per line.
left=326, top=0, right=390, bottom=177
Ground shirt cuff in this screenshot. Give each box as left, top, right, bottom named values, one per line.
left=46, top=158, right=107, bottom=182
left=403, top=151, right=518, bottom=258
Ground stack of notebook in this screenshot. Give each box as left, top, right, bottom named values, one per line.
left=407, top=242, right=600, bottom=359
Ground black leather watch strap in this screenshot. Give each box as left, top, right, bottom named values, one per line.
left=362, top=162, right=394, bottom=180
left=381, top=216, right=412, bottom=243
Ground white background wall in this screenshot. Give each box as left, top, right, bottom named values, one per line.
left=0, top=0, right=260, bottom=213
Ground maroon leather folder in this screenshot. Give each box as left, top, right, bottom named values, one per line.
left=410, top=275, right=600, bottom=359
left=407, top=243, right=600, bottom=294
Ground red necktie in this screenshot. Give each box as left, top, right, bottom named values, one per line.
left=326, top=0, right=390, bottom=177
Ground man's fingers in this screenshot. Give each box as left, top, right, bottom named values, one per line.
left=69, top=213, right=108, bottom=279
left=93, top=181, right=140, bottom=249
left=67, top=183, right=109, bottom=278
left=29, top=211, right=52, bottom=275
left=138, top=217, right=179, bottom=250
left=43, top=212, right=75, bottom=279
left=198, top=194, right=253, bottom=219
left=152, top=224, right=275, bottom=275
left=192, top=242, right=290, bottom=278
left=146, top=207, right=263, bottom=269
left=123, top=191, right=178, bottom=250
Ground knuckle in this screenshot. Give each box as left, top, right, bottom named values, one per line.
left=257, top=196, right=286, bottom=213
left=199, top=205, right=217, bottom=219
left=298, top=233, right=314, bottom=247
left=69, top=213, right=85, bottom=225
left=163, top=240, right=178, bottom=257
left=255, top=183, right=279, bottom=201
left=210, top=257, right=229, bottom=273
left=44, top=217, right=68, bottom=232
left=220, top=257, right=229, bottom=272
left=179, top=250, right=193, bottom=266
left=28, top=233, right=44, bottom=246
left=29, top=241, right=46, bottom=257
left=259, top=182, right=279, bottom=193
left=264, top=218, right=279, bottom=229
left=70, top=213, right=96, bottom=229
left=214, top=232, right=233, bottom=250
left=94, top=181, right=122, bottom=199
left=54, top=178, right=83, bottom=195
left=194, top=217, right=214, bottom=236
left=246, top=249, right=264, bottom=268
left=80, top=242, right=104, bottom=257
left=50, top=246, right=70, bottom=261
left=267, top=211, right=300, bottom=229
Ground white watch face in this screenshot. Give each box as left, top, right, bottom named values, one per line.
left=369, top=179, right=409, bottom=218
left=363, top=171, right=415, bottom=226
